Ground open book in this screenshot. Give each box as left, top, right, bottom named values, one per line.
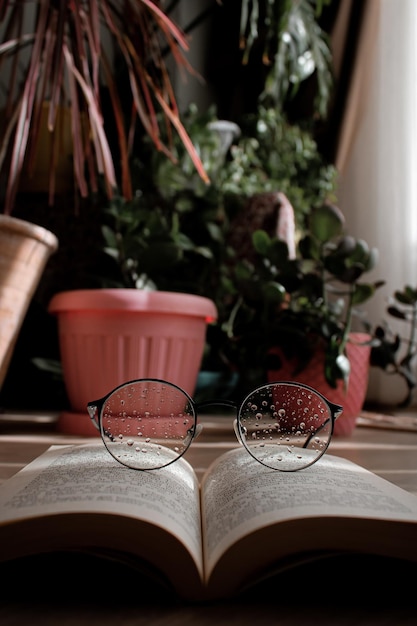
left=1, top=443, right=417, bottom=602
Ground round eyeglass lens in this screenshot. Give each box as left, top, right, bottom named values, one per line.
left=99, top=380, right=196, bottom=470
left=236, top=382, right=334, bottom=471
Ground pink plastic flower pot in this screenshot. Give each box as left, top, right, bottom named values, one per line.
left=48, top=289, right=217, bottom=435
left=267, top=333, right=372, bottom=437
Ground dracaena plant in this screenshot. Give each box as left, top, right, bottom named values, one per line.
left=220, top=203, right=385, bottom=390
left=0, top=0, right=207, bottom=215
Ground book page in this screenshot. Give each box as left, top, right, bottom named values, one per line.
left=0, top=444, right=204, bottom=586
left=201, top=448, right=417, bottom=588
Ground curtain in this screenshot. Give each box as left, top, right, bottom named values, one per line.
left=335, top=0, right=417, bottom=405
left=332, top=0, right=380, bottom=171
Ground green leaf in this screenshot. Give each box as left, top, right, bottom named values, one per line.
left=252, top=229, right=272, bottom=255
left=333, top=235, right=356, bottom=257
left=309, top=204, right=345, bottom=242
left=335, top=353, right=350, bottom=384
left=261, top=281, right=287, bottom=304
left=267, top=239, right=290, bottom=267
left=395, top=287, right=417, bottom=305
left=352, top=283, right=375, bottom=306
left=101, top=225, right=118, bottom=248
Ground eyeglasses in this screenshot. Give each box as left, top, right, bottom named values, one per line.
left=88, top=379, right=343, bottom=472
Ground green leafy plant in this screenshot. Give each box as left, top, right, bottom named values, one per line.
left=371, top=286, right=417, bottom=407
left=97, top=103, right=342, bottom=383
left=145, top=103, right=338, bottom=226
left=100, top=190, right=227, bottom=298
left=235, top=105, right=338, bottom=226
left=0, top=0, right=207, bottom=214
left=99, top=107, right=234, bottom=304
left=220, top=203, right=384, bottom=390
left=239, top=0, right=334, bottom=117
left=99, top=101, right=337, bottom=296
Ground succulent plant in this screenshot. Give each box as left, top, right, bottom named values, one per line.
left=220, top=203, right=385, bottom=390
left=371, top=286, right=417, bottom=407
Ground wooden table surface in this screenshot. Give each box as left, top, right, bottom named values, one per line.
left=1, top=408, right=417, bottom=625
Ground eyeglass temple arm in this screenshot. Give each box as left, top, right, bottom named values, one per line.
left=87, top=402, right=101, bottom=431
left=303, top=404, right=343, bottom=448
left=196, top=399, right=341, bottom=450
left=87, top=402, right=116, bottom=442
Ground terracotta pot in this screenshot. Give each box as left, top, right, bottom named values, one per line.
left=267, top=332, right=371, bottom=436
left=48, top=289, right=217, bottom=435
left=0, top=215, right=58, bottom=390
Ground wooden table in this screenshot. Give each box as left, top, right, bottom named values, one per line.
left=1, top=409, right=417, bottom=625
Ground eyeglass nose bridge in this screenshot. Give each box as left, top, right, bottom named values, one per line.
left=195, top=398, right=246, bottom=451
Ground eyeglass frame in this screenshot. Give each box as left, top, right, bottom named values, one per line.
left=88, top=378, right=343, bottom=472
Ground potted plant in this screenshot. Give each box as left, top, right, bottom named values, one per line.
left=0, top=0, right=207, bottom=215
left=0, top=1, right=211, bottom=415
left=217, top=202, right=384, bottom=436
left=371, top=285, right=417, bottom=408
left=42, top=101, right=291, bottom=425
left=45, top=98, right=341, bottom=424
left=1, top=0, right=338, bottom=420
left=44, top=103, right=234, bottom=433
